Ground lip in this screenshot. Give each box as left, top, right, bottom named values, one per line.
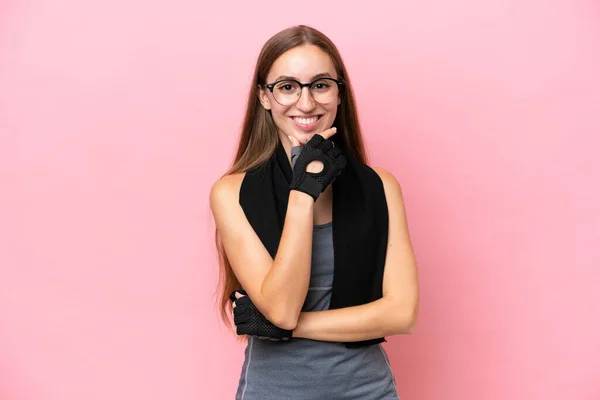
left=289, top=115, right=323, bottom=132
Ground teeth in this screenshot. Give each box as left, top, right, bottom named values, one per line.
left=293, top=116, right=319, bottom=125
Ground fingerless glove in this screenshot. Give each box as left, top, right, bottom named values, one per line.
left=289, top=134, right=347, bottom=201
left=230, top=290, right=293, bottom=341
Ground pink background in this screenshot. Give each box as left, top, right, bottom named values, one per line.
left=1, top=0, right=599, bottom=399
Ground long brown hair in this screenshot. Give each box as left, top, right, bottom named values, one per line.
left=214, top=25, right=370, bottom=329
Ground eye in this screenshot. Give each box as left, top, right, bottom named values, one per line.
left=275, top=81, right=299, bottom=93
left=311, top=80, right=332, bottom=92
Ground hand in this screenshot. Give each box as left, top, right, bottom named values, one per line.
left=288, top=128, right=337, bottom=174
left=288, top=128, right=347, bottom=201
left=230, top=290, right=293, bottom=341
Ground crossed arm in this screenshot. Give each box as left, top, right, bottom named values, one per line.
left=212, top=167, right=419, bottom=342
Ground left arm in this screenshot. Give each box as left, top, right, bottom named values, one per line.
left=292, top=167, right=419, bottom=342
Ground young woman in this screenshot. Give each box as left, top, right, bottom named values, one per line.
left=210, top=25, right=419, bottom=400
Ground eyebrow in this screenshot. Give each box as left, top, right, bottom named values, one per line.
left=272, top=72, right=334, bottom=82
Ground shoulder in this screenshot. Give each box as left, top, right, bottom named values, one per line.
left=209, top=172, right=247, bottom=209
left=372, top=167, right=405, bottom=204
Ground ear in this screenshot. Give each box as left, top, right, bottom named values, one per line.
left=257, top=85, right=272, bottom=110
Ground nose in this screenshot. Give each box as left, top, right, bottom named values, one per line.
left=295, top=86, right=316, bottom=112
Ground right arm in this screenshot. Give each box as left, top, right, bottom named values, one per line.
left=210, top=174, right=314, bottom=330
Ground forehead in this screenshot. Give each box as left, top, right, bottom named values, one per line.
left=267, top=45, right=337, bottom=82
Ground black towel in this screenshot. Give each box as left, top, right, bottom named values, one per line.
left=239, top=136, right=389, bottom=348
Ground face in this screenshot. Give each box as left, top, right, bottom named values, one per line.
left=258, top=45, right=341, bottom=146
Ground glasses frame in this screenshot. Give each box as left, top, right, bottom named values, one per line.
left=264, top=77, right=344, bottom=106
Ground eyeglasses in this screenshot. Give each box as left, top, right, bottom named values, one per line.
left=265, top=77, right=343, bottom=106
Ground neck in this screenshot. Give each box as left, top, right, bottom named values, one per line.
left=277, top=132, right=294, bottom=166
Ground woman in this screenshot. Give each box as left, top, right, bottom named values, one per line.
left=210, top=25, right=419, bottom=400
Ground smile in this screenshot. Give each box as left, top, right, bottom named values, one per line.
left=290, top=115, right=322, bottom=131
left=292, top=116, right=320, bottom=124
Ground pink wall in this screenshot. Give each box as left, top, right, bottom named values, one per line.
left=1, top=0, right=599, bottom=399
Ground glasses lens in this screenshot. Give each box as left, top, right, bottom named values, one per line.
left=272, top=80, right=301, bottom=106
left=310, top=78, right=339, bottom=104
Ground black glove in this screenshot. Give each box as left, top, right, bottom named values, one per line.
left=230, top=290, right=293, bottom=341
left=289, top=134, right=347, bottom=201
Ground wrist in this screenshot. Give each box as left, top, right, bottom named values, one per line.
left=289, top=188, right=316, bottom=205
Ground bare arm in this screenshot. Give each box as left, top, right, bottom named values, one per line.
left=211, top=177, right=314, bottom=330
left=292, top=167, right=419, bottom=341
left=211, top=128, right=339, bottom=330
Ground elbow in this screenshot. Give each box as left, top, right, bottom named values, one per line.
left=259, top=288, right=306, bottom=331
left=273, top=316, right=298, bottom=331
left=264, top=306, right=300, bottom=331
left=403, top=308, right=418, bottom=334
left=393, top=303, right=419, bottom=335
